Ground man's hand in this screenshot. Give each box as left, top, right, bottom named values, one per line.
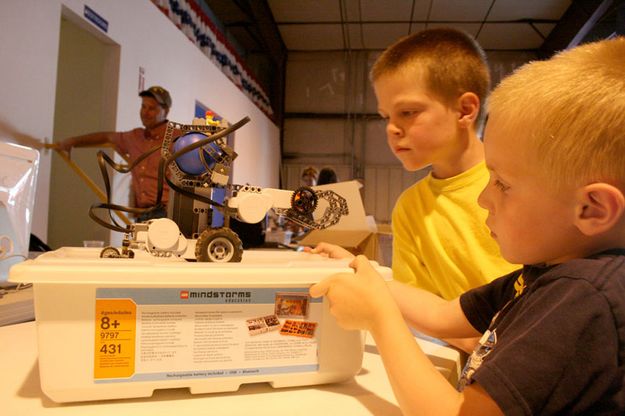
left=54, top=138, right=74, bottom=158
left=303, top=242, right=355, bottom=259
left=52, top=132, right=114, bottom=159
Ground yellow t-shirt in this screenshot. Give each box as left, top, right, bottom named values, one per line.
left=392, top=161, right=519, bottom=300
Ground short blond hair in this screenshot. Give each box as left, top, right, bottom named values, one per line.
left=489, top=37, right=625, bottom=191
left=370, top=27, right=490, bottom=128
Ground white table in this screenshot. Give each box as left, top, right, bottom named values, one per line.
left=0, top=321, right=460, bottom=415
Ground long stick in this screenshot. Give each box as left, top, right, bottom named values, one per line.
left=49, top=146, right=131, bottom=226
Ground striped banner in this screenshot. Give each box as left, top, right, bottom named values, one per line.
left=152, top=0, right=274, bottom=118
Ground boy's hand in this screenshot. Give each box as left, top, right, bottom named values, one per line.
left=309, top=255, right=393, bottom=331
left=303, top=242, right=355, bottom=259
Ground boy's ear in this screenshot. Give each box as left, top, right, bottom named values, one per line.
left=457, top=92, right=480, bottom=128
left=574, top=183, right=625, bottom=236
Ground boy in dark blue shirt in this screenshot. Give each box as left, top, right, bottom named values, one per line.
left=311, top=37, right=625, bottom=415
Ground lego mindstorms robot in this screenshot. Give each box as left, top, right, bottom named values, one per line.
left=90, top=115, right=348, bottom=263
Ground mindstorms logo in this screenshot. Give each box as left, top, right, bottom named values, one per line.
left=179, top=290, right=252, bottom=303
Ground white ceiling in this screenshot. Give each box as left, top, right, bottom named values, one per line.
left=268, top=0, right=573, bottom=51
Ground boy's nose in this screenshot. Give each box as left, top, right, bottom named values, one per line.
left=386, top=123, right=402, bottom=137
left=477, top=187, right=491, bottom=212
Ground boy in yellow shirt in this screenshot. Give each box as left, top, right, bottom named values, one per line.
left=312, top=37, right=625, bottom=415
left=310, top=28, right=517, bottom=299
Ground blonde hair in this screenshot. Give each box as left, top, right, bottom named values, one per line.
left=370, top=27, right=490, bottom=127
left=489, top=37, right=625, bottom=190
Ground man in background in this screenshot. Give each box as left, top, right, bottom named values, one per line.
left=57, top=86, right=172, bottom=221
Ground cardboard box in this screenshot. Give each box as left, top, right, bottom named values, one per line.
left=9, top=249, right=391, bottom=403
left=299, top=181, right=388, bottom=263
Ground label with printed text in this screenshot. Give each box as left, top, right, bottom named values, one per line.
left=94, top=299, right=137, bottom=379
left=94, top=287, right=322, bottom=383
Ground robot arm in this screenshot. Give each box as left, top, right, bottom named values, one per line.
left=226, top=187, right=286, bottom=224
left=227, top=186, right=348, bottom=230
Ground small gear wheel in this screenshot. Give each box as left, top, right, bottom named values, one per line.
left=290, top=186, right=318, bottom=215
left=100, top=246, right=121, bottom=258
left=195, top=228, right=243, bottom=263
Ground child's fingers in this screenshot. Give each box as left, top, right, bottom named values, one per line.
left=349, top=255, right=371, bottom=271
left=309, top=278, right=331, bottom=298
left=313, top=242, right=333, bottom=254
left=310, top=270, right=356, bottom=298
left=306, top=244, right=323, bottom=254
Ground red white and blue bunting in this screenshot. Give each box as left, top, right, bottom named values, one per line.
left=152, top=0, right=274, bottom=118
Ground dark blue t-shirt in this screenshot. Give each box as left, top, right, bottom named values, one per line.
left=459, top=249, right=625, bottom=415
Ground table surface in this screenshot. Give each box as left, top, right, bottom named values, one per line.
left=0, top=321, right=460, bottom=415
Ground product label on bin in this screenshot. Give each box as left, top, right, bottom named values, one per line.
left=94, top=287, right=322, bottom=382
left=94, top=299, right=137, bottom=379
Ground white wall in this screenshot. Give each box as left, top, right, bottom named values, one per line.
left=0, top=1, right=61, bottom=242
left=0, top=0, right=279, bottom=244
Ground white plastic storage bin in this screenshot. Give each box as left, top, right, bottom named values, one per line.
left=9, top=248, right=392, bottom=403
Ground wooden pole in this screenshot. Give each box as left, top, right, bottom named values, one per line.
left=48, top=145, right=132, bottom=226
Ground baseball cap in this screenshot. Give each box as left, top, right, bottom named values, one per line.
left=139, top=86, right=172, bottom=109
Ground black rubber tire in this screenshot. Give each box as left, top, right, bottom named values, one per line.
left=100, top=246, right=121, bottom=258
left=195, top=228, right=243, bottom=262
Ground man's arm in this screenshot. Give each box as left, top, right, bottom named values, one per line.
left=55, top=131, right=117, bottom=157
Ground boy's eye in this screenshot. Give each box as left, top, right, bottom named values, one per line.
left=400, top=110, right=418, bottom=117
left=494, top=179, right=509, bottom=192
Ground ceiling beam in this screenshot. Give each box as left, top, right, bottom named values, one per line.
left=538, top=0, right=613, bottom=58
left=199, top=0, right=287, bottom=124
